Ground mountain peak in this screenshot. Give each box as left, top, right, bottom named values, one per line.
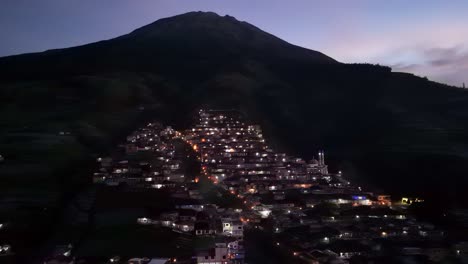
left=163, top=11, right=238, bottom=21
left=178, top=11, right=224, bottom=17
left=125, top=11, right=337, bottom=64
left=129, top=11, right=247, bottom=36
left=0, top=11, right=337, bottom=77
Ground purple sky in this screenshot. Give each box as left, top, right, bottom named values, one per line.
left=1, top=0, right=467, bottom=86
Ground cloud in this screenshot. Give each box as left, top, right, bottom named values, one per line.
left=391, top=46, right=468, bottom=86
left=391, top=63, right=421, bottom=72
left=305, top=13, right=468, bottom=86
left=430, top=59, right=453, bottom=67
left=425, top=46, right=461, bottom=58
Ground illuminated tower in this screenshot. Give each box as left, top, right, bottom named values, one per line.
left=318, top=151, right=325, bottom=166
left=317, top=150, right=328, bottom=174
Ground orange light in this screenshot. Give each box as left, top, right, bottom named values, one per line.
left=201, top=138, right=206, bottom=142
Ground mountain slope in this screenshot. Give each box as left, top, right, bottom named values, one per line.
left=0, top=11, right=335, bottom=80
left=1, top=11, right=468, bottom=210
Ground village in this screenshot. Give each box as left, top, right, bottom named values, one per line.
left=41, top=109, right=467, bottom=264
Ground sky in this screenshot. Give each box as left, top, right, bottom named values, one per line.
left=1, top=0, right=468, bottom=86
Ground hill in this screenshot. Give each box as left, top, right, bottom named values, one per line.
left=1, top=11, right=468, bottom=212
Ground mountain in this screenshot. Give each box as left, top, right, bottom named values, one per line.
left=0, top=11, right=335, bottom=79
left=1, top=11, right=468, bottom=212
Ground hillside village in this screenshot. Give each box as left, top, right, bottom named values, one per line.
left=34, top=110, right=467, bottom=264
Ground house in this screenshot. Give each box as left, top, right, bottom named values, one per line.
left=273, top=191, right=286, bottom=200
left=128, top=257, right=151, bottom=264
left=301, top=250, right=338, bottom=264
left=189, top=189, right=203, bottom=199
left=98, top=157, right=112, bottom=167
left=176, top=200, right=206, bottom=212
left=165, top=171, right=185, bottom=182
left=137, top=217, right=156, bottom=225
left=173, top=221, right=195, bottom=232
left=195, top=242, right=230, bottom=264
left=194, top=222, right=217, bottom=236
left=160, top=211, right=179, bottom=220
left=159, top=218, right=174, bottom=227
left=222, top=220, right=243, bottom=238
left=155, top=211, right=177, bottom=227
left=92, top=172, right=107, bottom=183
left=376, top=195, right=392, bottom=206
left=228, top=239, right=245, bottom=261
left=178, top=209, right=197, bottom=221
left=320, top=240, right=370, bottom=259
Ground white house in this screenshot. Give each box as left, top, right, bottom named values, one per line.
left=173, top=221, right=195, bottom=232
left=196, top=242, right=230, bottom=264
left=222, top=220, right=243, bottom=238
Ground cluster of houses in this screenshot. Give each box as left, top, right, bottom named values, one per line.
left=92, top=122, right=185, bottom=189
left=89, top=120, right=246, bottom=264
left=181, top=109, right=464, bottom=264
left=139, top=205, right=246, bottom=264
left=184, top=109, right=329, bottom=185
left=45, top=248, right=174, bottom=264
left=136, top=197, right=246, bottom=263
left=41, top=110, right=466, bottom=264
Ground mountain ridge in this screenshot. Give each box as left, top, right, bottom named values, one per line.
left=1, top=11, right=468, bottom=208
left=0, top=11, right=337, bottom=79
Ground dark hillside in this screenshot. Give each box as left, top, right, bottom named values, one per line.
left=1, top=11, right=468, bottom=212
